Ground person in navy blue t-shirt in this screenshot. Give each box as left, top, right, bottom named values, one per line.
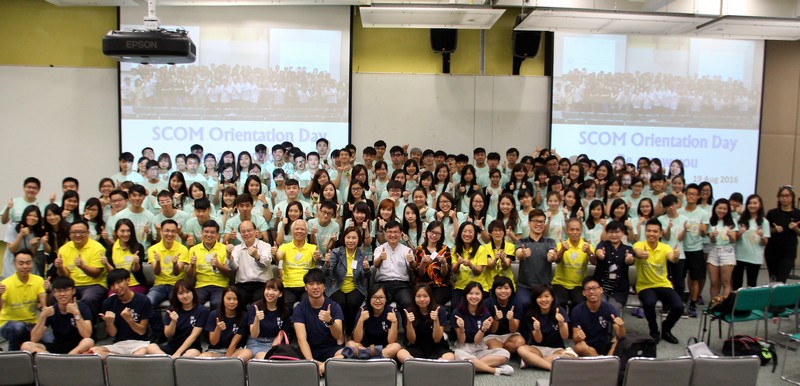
left=90, top=269, right=154, bottom=357
left=199, top=285, right=251, bottom=360
left=291, top=268, right=344, bottom=376
left=396, top=283, right=454, bottom=363
left=570, top=277, right=626, bottom=356
left=517, top=285, right=574, bottom=370
left=22, top=277, right=94, bottom=354
left=451, top=281, right=514, bottom=376
left=345, top=284, right=402, bottom=359
left=147, top=279, right=209, bottom=357
left=247, top=278, right=292, bottom=360
left=483, top=276, right=525, bottom=354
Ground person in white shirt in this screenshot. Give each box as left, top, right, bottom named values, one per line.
left=373, top=220, right=415, bottom=313
left=226, top=220, right=273, bottom=306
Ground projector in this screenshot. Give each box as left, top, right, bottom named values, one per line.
left=102, top=29, right=196, bottom=65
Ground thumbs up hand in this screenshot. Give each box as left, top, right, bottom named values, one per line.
left=494, top=305, right=504, bottom=320
left=532, top=316, right=540, bottom=331
left=454, top=315, right=465, bottom=329
left=405, top=309, right=415, bottom=324
left=318, top=304, right=333, bottom=324
left=254, top=305, right=265, bottom=321
left=555, top=308, right=564, bottom=324
left=611, top=314, right=624, bottom=327
left=507, top=306, right=515, bottom=320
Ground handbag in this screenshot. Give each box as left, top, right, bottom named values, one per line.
left=264, top=330, right=302, bottom=360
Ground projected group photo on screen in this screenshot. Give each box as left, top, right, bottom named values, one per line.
left=550, top=33, right=764, bottom=199
left=119, top=6, right=351, bottom=158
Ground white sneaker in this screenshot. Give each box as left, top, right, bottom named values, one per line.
left=495, top=365, right=514, bottom=376
left=561, top=348, right=579, bottom=358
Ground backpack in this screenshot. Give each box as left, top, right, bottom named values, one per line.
left=721, top=335, right=778, bottom=372
left=613, top=333, right=657, bottom=384
left=264, top=330, right=303, bottom=361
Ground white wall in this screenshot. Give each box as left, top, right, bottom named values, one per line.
left=0, top=66, right=118, bottom=232
left=351, top=73, right=551, bottom=158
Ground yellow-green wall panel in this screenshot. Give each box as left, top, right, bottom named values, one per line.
left=353, top=7, right=545, bottom=75
left=0, top=0, right=117, bottom=68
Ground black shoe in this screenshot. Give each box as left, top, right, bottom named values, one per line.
left=661, top=331, right=679, bottom=344
left=650, top=332, right=661, bottom=344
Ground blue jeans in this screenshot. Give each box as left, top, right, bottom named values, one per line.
left=147, top=285, right=172, bottom=342
left=76, top=284, right=107, bottom=318
left=1, top=321, right=34, bottom=351
left=196, top=286, right=224, bottom=310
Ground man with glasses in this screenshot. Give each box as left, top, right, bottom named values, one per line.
left=514, top=210, right=558, bottom=308
left=56, top=221, right=107, bottom=317
left=21, top=276, right=94, bottom=354
left=571, top=277, right=626, bottom=357
left=373, top=221, right=415, bottom=313
left=389, top=145, right=406, bottom=171
left=227, top=220, right=273, bottom=305
left=182, top=220, right=230, bottom=310
left=308, top=201, right=340, bottom=257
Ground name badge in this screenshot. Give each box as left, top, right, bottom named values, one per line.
left=295, top=252, right=303, bottom=262
left=351, top=259, right=359, bottom=270
left=124, top=256, right=132, bottom=264
left=430, top=252, right=439, bottom=260
left=205, top=254, right=215, bottom=264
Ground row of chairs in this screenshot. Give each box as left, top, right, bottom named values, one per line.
left=540, top=355, right=761, bottom=386
left=0, top=352, right=474, bottom=386
left=697, top=282, right=800, bottom=345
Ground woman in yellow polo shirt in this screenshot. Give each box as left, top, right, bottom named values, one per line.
left=477, top=220, right=517, bottom=291
left=102, top=219, right=147, bottom=294
left=451, top=222, right=485, bottom=309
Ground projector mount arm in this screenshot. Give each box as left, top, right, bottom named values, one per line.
left=143, top=0, right=160, bottom=31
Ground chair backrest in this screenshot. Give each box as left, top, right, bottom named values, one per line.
left=690, top=356, right=760, bottom=386
left=34, top=353, right=106, bottom=386
left=247, top=359, right=319, bottom=386
left=325, top=359, right=397, bottom=386
left=549, top=356, right=620, bottom=386
left=622, top=357, right=693, bottom=386
left=0, top=351, right=35, bottom=386
left=770, top=283, right=800, bottom=309
left=106, top=355, right=174, bottom=386
left=174, top=357, right=246, bottom=386
left=402, top=359, right=474, bottom=386
left=733, top=286, right=772, bottom=312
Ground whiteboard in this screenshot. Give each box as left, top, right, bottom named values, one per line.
left=352, top=73, right=551, bottom=158
left=0, top=66, right=119, bottom=233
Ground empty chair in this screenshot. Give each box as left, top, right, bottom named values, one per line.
left=538, top=356, right=620, bottom=386
left=698, top=286, right=771, bottom=344
left=781, top=332, right=800, bottom=384
left=106, top=355, right=174, bottom=386
left=247, top=359, right=319, bottom=386
left=0, top=351, right=35, bottom=386
left=768, top=283, right=800, bottom=337
left=690, top=356, right=760, bottom=386
left=34, top=353, right=105, bottom=386
left=402, top=359, right=474, bottom=386
left=325, top=358, right=397, bottom=386
left=174, top=357, right=246, bottom=386
left=622, top=357, right=693, bottom=386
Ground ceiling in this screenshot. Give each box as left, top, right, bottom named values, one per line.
left=44, top=0, right=800, bottom=38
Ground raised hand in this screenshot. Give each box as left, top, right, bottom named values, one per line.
left=507, top=306, right=515, bottom=320
left=360, top=307, right=370, bottom=322
left=581, top=242, right=590, bottom=253
left=532, top=316, right=540, bottom=331
left=494, top=305, right=504, bottom=320
left=555, top=308, right=564, bottom=324
left=99, top=311, right=116, bottom=323
left=66, top=297, right=80, bottom=316
left=575, top=326, right=586, bottom=341
left=216, top=317, right=226, bottom=331
left=254, top=305, right=265, bottom=321
left=610, top=314, right=624, bottom=327
left=481, top=317, right=493, bottom=332
left=386, top=308, right=398, bottom=324
left=318, top=304, right=332, bottom=324
left=168, top=310, right=179, bottom=322
left=546, top=249, right=557, bottom=262
left=40, top=305, right=55, bottom=319
left=405, top=309, right=415, bottom=324
left=455, top=315, right=465, bottom=329
left=430, top=306, right=440, bottom=322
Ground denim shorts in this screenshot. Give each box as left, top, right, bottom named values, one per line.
left=246, top=336, right=275, bottom=356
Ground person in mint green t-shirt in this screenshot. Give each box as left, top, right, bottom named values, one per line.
left=677, top=184, right=708, bottom=317
left=657, top=194, right=687, bottom=298
left=733, top=194, right=770, bottom=290
left=707, top=199, right=738, bottom=300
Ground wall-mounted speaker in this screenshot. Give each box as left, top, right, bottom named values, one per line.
left=431, top=29, right=457, bottom=53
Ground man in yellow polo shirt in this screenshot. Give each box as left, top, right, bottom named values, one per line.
left=553, top=218, right=595, bottom=312
left=0, top=251, right=46, bottom=351
left=277, top=219, right=322, bottom=307
left=56, top=221, right=107, bottom=317
left=147, top=219, right=189, bottom=342
left=182, top=220, right=229, bottom=310
left=632, top=218, right=683, bottom=345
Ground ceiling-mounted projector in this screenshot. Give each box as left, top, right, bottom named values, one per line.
left=102, top=0, right=195, bottom=65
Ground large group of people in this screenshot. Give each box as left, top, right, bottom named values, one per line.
left=121, top=64, right=348, bottom=120
left=1, top=138, right=798, bottom=377
left=553, top=69, right=761, bottom=128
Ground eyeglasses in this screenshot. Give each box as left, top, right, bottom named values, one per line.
left=530, top=219, right=545, bottom=224
left=372, top=296, right=386, bottom=302
left=69, top=231, right=87, bottom=235
left=583, top=286, right=601, bottom=292
left=427, top=231, right=442, bottom=236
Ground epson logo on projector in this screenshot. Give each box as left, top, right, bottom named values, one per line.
left=126, top=40, right=158, bottom=49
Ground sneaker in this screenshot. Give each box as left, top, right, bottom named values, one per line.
left=519, top=359, right=528, bottom=369
left=495, top=365, right=514, bottom=376
left=561, top=348, right=579, bottom=358
left=681, top=308, right=690, bottom=319
left=688, top=304, right=698, bottom=318
left=661, top=308, right=670, bottom=317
